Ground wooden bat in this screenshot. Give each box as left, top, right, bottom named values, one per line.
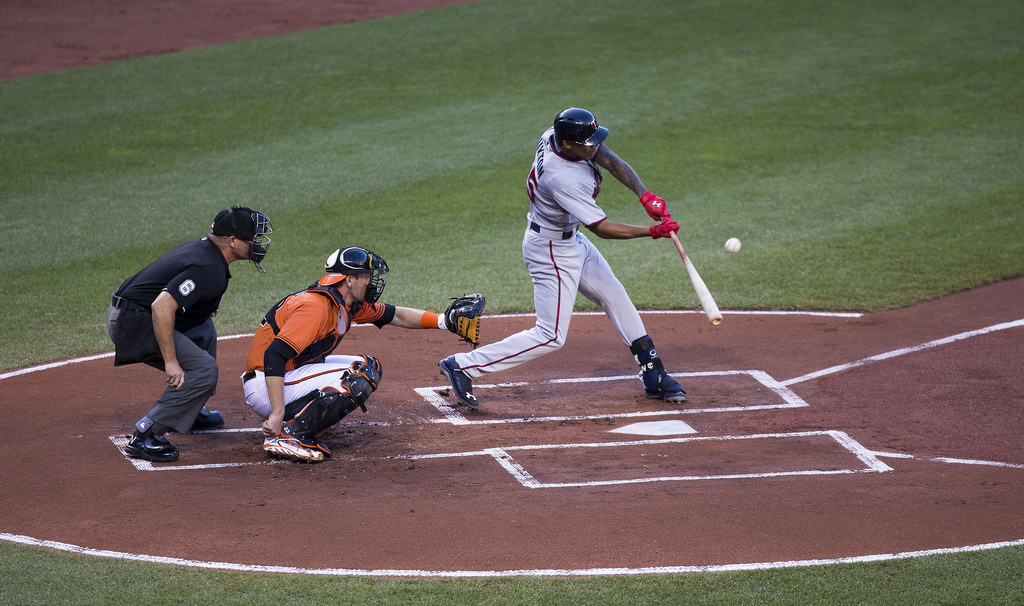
left=669, top=232, right=722, bottom=325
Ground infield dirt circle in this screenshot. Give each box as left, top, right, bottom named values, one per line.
left=1, top=1, right=1022, bottom=576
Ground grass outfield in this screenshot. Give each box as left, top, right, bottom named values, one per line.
left=1, top=539, right=1023, bottom=605
left=1, top=0, right=1022, bottom=602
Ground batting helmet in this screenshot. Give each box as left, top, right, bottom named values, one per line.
left=211, top=205, right=273, bottom=273
left=319, top=246, right=389, bottom=303
left=553, top=107, right=609, bottom=147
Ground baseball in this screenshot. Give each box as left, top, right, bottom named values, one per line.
left=725, top=237, right=742, bottom=254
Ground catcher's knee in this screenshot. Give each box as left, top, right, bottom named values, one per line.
left=279, top=356, right=380, bottom=440
left=281, top=389, right=367, bottom=440
left=350, top=353, right=382, bottom=392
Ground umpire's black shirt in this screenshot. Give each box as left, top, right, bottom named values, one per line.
left=115, top=238, right=231, bottom=333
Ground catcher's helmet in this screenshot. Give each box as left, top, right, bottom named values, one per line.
left=319, top=246, right=389, bottom=303
left=553, top=107, right=609, bottom=147
left=211, top=205, right=273, bottom=273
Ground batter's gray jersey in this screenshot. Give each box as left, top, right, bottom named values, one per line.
left=450, top=127, right=647, bottom=379
left=525, top=127, right=607, bottom=231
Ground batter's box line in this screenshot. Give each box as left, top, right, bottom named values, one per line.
left=398, top=430, right=892, bottom=489
left=416, top=369, right=808, bottom=426
left=108, top=423, right=398, bottom=471
left=108, top=434, right=291, bottom=471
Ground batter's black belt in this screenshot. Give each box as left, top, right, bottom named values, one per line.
left=242, top=370, right=258, bottom=384
left=529, top=221, right=575, bottom=240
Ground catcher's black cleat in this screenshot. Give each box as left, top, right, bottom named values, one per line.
left=125, top=431, right=179, bottom=462
left=190, top=407, right=224, bottom=431
left=439, top=356, right=478, bottom=408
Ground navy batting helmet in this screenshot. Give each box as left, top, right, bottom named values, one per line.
left=553, top=107, right=609, bottom=146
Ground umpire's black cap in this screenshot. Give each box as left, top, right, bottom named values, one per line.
left=211, top=206, right=258, bottom=240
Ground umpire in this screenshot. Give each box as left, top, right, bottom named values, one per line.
left=107, top=206, right=272, bottom=462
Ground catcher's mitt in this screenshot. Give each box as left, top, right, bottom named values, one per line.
left=445, top=293, right=485, bottom=348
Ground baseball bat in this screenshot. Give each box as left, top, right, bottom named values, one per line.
left=669, top=232, right=723, bottom=325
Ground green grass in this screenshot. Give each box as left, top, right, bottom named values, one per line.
left=1, top=0, right=1022, bottom=602
left=2, top=540, right=1022, bottom=605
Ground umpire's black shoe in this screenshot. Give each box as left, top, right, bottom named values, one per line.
left=125, top=431, right=179, bottom=462
left=190, top=406, right=224, bottom=431
left=439, top=356, right=479, bottom=408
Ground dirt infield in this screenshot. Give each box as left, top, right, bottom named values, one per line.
left=2, top=0, right=1022, bottom=576
left=2, top=278, right=1022, bottom=574
left=0, top=0, right=478, bottom=80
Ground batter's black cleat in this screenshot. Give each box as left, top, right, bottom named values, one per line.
left=439, top=356, right=478, bottom=408
left=125, top=431, right=179, bottom=462
left=645, top=376, right=688, bottom=403
left=190, top=406, right=224, bottom=431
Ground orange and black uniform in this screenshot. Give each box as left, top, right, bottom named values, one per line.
left=245, top=284, right=394, bottom=377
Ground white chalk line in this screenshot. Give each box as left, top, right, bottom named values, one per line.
left=781, top=318, right=1024, bottom=386
left=869, top=449, right=1024, bottom=470
left=420, top=369, right=808, bottom=426
left=0, top=310, right=860, bottom=381
left=398, top=430, right=893, bottom=489
left=1, top=531, right=1020, bottom=578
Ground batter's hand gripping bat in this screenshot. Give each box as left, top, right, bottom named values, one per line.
left=669, top=232, right=722, bottom=325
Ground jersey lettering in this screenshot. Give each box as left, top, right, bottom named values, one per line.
left=178, top=280, right=196, bottom=296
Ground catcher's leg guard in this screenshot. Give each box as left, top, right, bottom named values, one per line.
left=279, top=366, right=377, bottom=455
left=629, top=335, right=687, bottom=402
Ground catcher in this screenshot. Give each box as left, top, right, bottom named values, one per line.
left=241, top=246, right=484, bottom=463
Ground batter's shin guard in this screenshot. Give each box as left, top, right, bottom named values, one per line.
left=629, top=335, right=687, bottom=402
left=630, top=335, right=665, bottom=393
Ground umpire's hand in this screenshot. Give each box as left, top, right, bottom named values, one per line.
left=165, top=360, right=185, bottom=389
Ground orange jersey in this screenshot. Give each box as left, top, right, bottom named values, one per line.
left=245, top=286, right=388, bottom=373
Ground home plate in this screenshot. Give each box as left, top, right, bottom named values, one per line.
left=609, top=420, right=697, bottom=436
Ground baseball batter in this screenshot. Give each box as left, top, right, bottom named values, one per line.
left=440, top=107, right=687, bottom=408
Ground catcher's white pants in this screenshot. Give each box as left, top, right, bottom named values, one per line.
left=453, top=229, right=646, bottom=379
left=242, top=354, right=363, bottom=419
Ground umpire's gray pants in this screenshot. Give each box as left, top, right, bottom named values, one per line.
left=107, top=305, right=220, bottom=434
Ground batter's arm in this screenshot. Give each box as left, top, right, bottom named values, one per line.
left=151, top=291, right=184, bottom=389
left=588, top=219, right=651, bottom=240
left=594, top=146, right=647, bottom=196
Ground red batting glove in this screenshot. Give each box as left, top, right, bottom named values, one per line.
left=640, top=190, right=670, bottom=221
left=649, top=218, right=680, bottom=239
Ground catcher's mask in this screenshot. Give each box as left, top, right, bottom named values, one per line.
left=319, top=246, right=389, bottom=304
left=553, top=107, right=609, bottom=147
left=211, top=205, right=273, bottom=273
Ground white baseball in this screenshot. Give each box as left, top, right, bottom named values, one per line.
left=725, top=237, right=742, bottom=254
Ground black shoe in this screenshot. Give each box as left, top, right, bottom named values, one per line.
left=439, top=356, right=479, bottom=408
left=125, top=431, right=179, bottom=462
left=190, top=407, right=224, bottom=431
left=645, top=376, right=687, bottom=403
